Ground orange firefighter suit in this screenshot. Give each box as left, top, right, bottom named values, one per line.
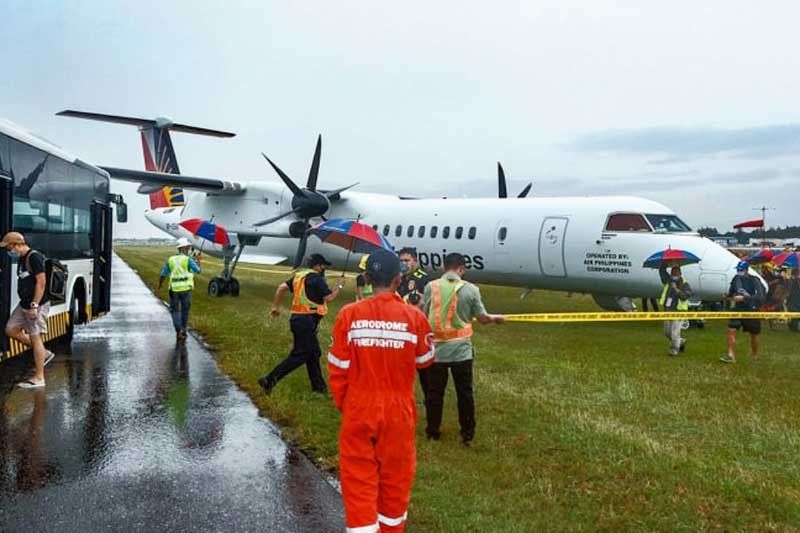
left=328, top=292, right=435, bottom=533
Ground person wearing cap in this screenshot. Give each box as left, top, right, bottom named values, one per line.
left=721, top=261, right=766, bottom=363
left=355, top=254, right=373, bottom=301
left=158, top=237, right=201, bottom=342
left=1, top=231, right=55, bottom=388
left=397, top=247, right=432, bottom=404
left=423, top=252, right=504, bottom=446
left=658, top=263, right=692, bottom=356
left=327, top=249, right=434, bottom=532
left=259, top=253, right=346, bottom=394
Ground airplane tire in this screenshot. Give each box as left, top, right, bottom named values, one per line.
left=228, top=278, right=240, bottom=297
left=208, top=277, right=226, bottom=297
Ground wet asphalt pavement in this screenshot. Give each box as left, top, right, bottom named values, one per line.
left=0, top=256, right=344, bottom=532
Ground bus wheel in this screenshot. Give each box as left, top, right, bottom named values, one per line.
left=208, top=277, right=226, bottom=297
left=228, top=278, right=240, bottom=297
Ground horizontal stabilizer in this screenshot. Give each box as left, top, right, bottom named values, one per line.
left=56, top=110, right=236, bottom=138
left=101, top=166, right=246, bottom=195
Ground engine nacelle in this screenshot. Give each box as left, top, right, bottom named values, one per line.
left=591, top=294, right=637, bottom=312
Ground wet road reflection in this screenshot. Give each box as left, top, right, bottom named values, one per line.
left=0, top=256, right=343, bottom=532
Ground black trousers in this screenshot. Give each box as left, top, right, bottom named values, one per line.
left=263, top=315, right=326, bottom=392
left=417, top=367, right=430, bottom=405
left=425, top=360, right=475, bottom=441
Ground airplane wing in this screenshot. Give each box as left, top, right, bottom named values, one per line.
left=100, top=166, right=246, bottom=195
left=238, top=253, right=288, bottom=266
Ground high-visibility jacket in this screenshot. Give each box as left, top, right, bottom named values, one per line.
left=328, top=292, right=434, bottom=533
left=291, top=269, right=328, bottom=316
left=659, top=281, right=689, bottom=311
left=167, top=254, right=194, bottom=292
left=428, top=278, right=473, bottom=342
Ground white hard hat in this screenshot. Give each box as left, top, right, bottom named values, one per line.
left=176, top=237, right=192, bottom=248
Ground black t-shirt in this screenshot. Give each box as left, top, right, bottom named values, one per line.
left=284, top=272, right=333, bottom=306
left=728, top=274, right=764, bottom=310
left=17, top=250, right=49, bottom=309
left=397, top=268, right=429, bottom=305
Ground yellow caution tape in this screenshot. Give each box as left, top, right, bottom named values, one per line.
left=501, top=311, right=800, bottom=322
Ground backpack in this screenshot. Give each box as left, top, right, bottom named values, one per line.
left=25, top=251, right=68, bottom=305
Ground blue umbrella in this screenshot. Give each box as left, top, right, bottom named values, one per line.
left=642, top=248, right=701, bottom=269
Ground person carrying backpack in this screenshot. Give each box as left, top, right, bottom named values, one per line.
left=1, top=232, right=55, bottom=388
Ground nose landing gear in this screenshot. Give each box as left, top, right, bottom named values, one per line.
left=207, top=243, right=244, bottom=297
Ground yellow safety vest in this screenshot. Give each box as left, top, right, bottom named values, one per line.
left=659, top=281, right=689, bottom=311
left=428, top=278, right=473, bottom=342
left=168, top=255, right=194, bottom=292
left=291, top=269, right=328, bottom=316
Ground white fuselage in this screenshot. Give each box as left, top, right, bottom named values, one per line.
left=144, top=182, right=746, bottom=301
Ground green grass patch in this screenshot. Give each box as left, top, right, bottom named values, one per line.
left=117, top=246, right=800, bottom=531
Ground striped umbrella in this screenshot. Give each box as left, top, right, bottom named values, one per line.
left=773, top=252, right=800, bottom=269
left=179, top=218, right=230, bottom=246
left=642, top=248, right=701, bottom=269
left=743, top=248, right=780, bottom=265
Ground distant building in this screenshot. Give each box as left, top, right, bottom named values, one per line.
left=747, top=238, right=800, bottom=248
left=711, top=236, right=739, bottom=247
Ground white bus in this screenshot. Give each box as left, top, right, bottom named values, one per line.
left=0, top=118, right=125, bottom=361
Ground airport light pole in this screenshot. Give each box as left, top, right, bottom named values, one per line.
left=752, top=206, right=776, bottom=244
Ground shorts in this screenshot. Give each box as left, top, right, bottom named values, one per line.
left=728, top=318, right=761, bottom=335
left=6, top=303, right=50, bottom=336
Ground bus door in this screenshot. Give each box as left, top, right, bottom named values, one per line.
left=0, top=172, right=12, bottom=353
left=91, top=202, right=113, bottom=316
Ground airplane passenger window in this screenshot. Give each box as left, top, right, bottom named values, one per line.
left=605, top=214, right=651, bottom=232
left=442, top=226, right=450, bottom=239
left=455, top=226, right=463, bottom=239
left=395, top=225, right=403, bottom=237
left=468, top=227, right=476, bottom=239
left=407, top=225, right=415, bottom=238
left=418, top=226, right=426, bottom=238
left=372, top=224, right=378, bottom=231
left=498, top=227, right=507, bottom=241
left=430, top=226, right=438, bottom=238
left=645, top=214, right=692, bottom=233
left=383, top=225, right=390, bottom=236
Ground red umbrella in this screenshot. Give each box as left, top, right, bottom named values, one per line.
left=179, top=218, right=230, bottom=246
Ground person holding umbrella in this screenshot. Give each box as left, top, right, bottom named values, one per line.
left=158, top=237, right=202, bottom=343
left=259, top=253, right=346, bottom=395
left=643, top=248, right=698, bottom=356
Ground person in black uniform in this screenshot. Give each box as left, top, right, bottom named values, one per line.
left=396, top=247, right=432, bottom=402
left=720, top=261, right=766, bottom=363
left=259, top=254, right=346, bottom=394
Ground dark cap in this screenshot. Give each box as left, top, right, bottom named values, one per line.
left=306, top=253, right=332, bottom=267
left=366, top=249, right=401, bottom=283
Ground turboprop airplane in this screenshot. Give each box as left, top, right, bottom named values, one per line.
left=58, top=110, right=755, bottom=309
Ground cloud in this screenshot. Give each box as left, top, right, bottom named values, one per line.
left=572, top=124, right=800, bottom=160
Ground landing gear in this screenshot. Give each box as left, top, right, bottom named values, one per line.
left=207, top=242, right=247, bottom=297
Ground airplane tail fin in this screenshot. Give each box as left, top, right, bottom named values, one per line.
left=56, top=110, right=235, bottom=209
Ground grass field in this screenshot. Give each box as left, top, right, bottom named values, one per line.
left=117, top=246, right=800, bottom=531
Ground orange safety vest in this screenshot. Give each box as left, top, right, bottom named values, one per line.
left=429, top=278, right=473, bottom=342
left=291, top=269, right=328, bottom=316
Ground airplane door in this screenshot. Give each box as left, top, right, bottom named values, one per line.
left=539, top=217, right=568, bottom=277
left=0, top=172, right=12, bottom=353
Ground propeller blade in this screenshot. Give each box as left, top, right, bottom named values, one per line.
left=293, top=225, right=310, bottom=268
left=252, top=207, right=301, bottom=227
left=261, top=153, right=306, bottom=198
left=306, top=135, right=322, bottom=191
left=517, top=183, right=532, bottom=198
left=324, top=182, right=359, bottom=200
left=497, top=162, right=507, bottom=198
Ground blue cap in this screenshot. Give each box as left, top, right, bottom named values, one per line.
left=736, top=260, right=749, bottom=271
left=366, top=249, right=401, bottom=283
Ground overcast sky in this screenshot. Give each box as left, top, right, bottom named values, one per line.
left=3, top=1, right=799, bottom=238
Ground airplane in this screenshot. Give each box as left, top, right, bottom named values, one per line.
left=57, top=110, right=757, bottom=309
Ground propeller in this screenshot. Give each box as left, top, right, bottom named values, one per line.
left=497, top=162, right=533, bottom=198
left=252, top=135, right=358, bottom=268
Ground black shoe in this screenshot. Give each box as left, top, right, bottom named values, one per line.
left=461, top=438, right=473, bottom=447
left=258, top=376, right=275, bottom=396
left=679, top=339, right=687, bottom=353
left=426, top=432, right=440, bottom=441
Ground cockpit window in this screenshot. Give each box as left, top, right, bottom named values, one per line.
left=645, top=214, right=692, bottom=233
left=605, top=213, right=651, bottom=232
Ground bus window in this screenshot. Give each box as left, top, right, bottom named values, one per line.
left=430, top=226, right=438, bottom=238
left=418, top=225, right=426, bottom=238
left=468, top=227, right=477, bottom=240
left=455, top=226, right=463, bottom=239
left=407, top=225, right=415, bottom=238
left=442, top=226, right=450, bottom=239
left=645, top=214, right=692, bottom=233
left=605, top=213, right=651, bottom=232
